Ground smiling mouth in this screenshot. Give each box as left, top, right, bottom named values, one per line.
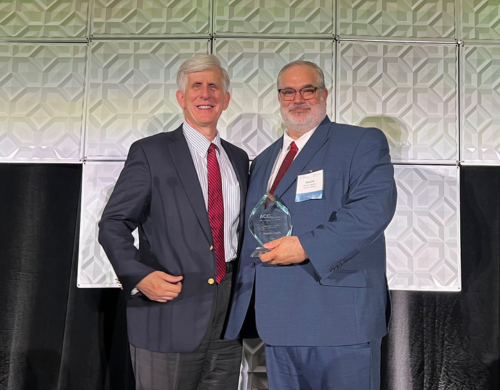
left=288, top=104, right=310, bottom=112
left=290, top=108, right=310, bottom=114
left=197, top=105, right=214, bottom=109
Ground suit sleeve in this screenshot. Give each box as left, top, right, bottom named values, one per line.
left=98, top=141, right=157, bottom=294
left=297, top=128, right=397, bottom=281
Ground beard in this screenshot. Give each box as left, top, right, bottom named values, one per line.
left=280, top=98, right=327, bottom=134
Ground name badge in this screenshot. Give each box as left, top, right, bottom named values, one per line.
left=296, top=170, right=324, bottom=202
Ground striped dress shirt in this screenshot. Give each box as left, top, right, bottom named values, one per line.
left=183, top=122, right=240, bottom=262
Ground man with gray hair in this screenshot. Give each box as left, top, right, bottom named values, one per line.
left=99, top=54, right=248, bottom=389
left=225, top=60, right=397, bottom=389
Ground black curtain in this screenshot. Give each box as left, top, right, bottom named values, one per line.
left=0, top=164, right=499, bottom=390
left=0, top=164, right=134, bottom=390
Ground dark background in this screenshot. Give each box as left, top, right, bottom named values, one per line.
left=0, top=164, right=498, bottom=390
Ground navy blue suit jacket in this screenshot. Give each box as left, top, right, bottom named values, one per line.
left=99, top=126, right=249, bottom=353
left=225, top=117, right=397, bottom=346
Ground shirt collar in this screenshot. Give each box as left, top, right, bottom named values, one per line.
left=182, top=122, right=222, bottom=157
left=282, top=124, right=319, bottom=152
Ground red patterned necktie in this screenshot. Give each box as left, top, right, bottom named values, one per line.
left=207, top=143, right=226, bottom=284
left=269, top=141, right=298, bottom=195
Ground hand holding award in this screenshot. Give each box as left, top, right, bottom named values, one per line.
left=248, top=192, right=293, bottom=257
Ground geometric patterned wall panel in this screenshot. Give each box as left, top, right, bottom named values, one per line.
left=92, top=0, right=211, bottom=37
left=338, top=0, right=455, bottom=39
left=462, top=44, right=500, bottom=164
left=461, top=0, right=500, bottom=41
left=214, top=0, right=334, bottom=36
left=84, top=40, right=209, bottom=159
left=77, top=166, right=461, bottom=292
left=77, top=162, right=124, bottom=288
left=0, top=0, right=89, bottom=39
left=386, top=165, right=460, bottom=291
left=0, top=44, right=87, bottom=161
left=215, top=39, right=334, bottom=159
left=239, top=338, right=267, bottom=390
left=338, top=42, right=458, bottom=163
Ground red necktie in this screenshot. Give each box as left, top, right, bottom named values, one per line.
left=269, top=141, right=298, bottom=195
left=207, top=143, right=226, bottom=284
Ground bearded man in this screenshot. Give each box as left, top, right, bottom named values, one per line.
left=225, top=60, right=397, bottom=389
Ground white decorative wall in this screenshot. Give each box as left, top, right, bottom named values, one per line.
left=2, top=0, right=500, bottom=388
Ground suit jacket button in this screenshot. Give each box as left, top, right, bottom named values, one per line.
left=208, top=278, right=215, bottom=284
left=209, top=245, right=214, bottom=251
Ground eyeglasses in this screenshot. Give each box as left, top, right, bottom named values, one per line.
left=278, top=86, right=321, bottom=101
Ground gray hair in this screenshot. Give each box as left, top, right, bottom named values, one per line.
left=176, top=55, right=230, bottom=94
left=277, top=61, right=326, bottom=90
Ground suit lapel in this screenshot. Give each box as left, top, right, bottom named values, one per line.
left=274, top=118, right=331, bottom=198
left=168, top=127, right=212, bottom=242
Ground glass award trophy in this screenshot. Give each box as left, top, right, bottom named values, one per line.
left=248, top=192, right=293, bottom=257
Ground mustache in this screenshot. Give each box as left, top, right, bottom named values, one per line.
left=287, top=104, right=311, bottom=111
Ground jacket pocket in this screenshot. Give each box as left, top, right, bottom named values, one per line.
left=319, top=270, right=366, bottom=288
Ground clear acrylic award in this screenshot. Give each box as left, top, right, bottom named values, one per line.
left=248, top=192, right=293, bottom=257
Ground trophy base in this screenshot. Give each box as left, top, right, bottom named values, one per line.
left=250, top=247, right=269, bottom=257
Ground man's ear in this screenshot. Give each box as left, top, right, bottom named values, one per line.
left=176, top=90, right=185, bottom=110
left=222, top=91, right=231, bottom=110
left=322, top=88, right=328, bottom=101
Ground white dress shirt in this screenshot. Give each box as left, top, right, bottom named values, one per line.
left=267, top=125, right=319, bottom=191
left=183, top=122, right=240, bottom=262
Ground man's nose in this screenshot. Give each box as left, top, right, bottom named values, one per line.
left=293, top=90, right=305, bottom=103
left=201, top=84, right=210, bottom=98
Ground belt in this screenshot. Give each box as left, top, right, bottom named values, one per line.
left=226, top=259, right=237, bottom=273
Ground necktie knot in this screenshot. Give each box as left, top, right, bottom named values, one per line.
left=208, top=143, right=217, bottom=154
left=290, top=141, right=298, bottom=153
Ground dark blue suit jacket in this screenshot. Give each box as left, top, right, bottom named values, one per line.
left=225, top=117, right=397, bottom=346
left=99, top=126, right=249, bottom=353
